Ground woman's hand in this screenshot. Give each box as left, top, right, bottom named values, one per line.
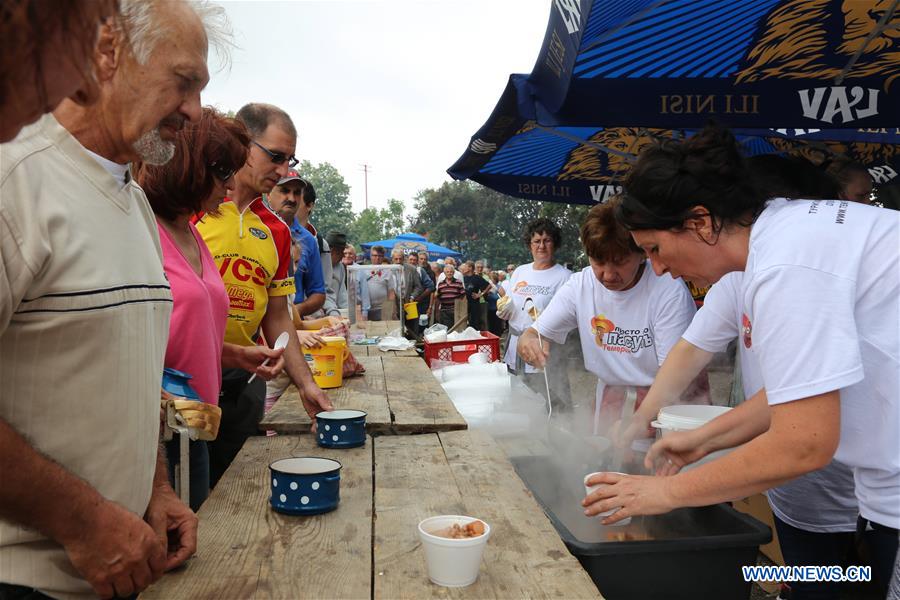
left=222, top=343, right=284, bottom=379
left=644, top=429, right=709, bottom=476
left=517, top=328, right=550, bottom=368
left=582, top=472, right=677, bottom=524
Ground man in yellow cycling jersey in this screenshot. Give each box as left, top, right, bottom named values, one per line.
left=195, top=103, right=332, bottom=486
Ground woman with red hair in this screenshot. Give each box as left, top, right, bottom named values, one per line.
left=135, top=107, right=283, bottom=510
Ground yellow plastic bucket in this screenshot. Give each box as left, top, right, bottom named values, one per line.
left=403, top=302, right=419, bottom=320
left=303, top=336, right=347, bottom=389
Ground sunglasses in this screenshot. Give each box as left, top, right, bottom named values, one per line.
left=208, top=161, right=235, bottom=183
left=252, top=140, right=299, bottom=168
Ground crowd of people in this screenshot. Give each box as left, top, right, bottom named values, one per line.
left=0, top=2, right=897, bottom=600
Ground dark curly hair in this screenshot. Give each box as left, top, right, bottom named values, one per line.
left=616, top=124, right=767, bottom=235
left=522, top=218, right=562, bottom=250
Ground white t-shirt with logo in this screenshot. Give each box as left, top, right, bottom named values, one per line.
left=534, top=263, right=695, bottom=392
left=502, top=262, right=572, bottom=373
left=684, top=271, right=858, bottom=533
left=742, top=198, right=899, bottom=529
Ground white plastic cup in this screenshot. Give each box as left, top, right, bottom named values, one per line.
left=417, top=515, right=491, bottom=587
left=467, top=352, right=488, bottom=365
left=584, top=472, right=632, bottom=526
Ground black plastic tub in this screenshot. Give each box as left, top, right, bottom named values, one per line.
left=512, top=455, right=772, bottom=600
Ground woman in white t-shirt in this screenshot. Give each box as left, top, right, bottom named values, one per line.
left=517, top=200, right=705, bottom=434
left=497, top=218, right=572, bottom=409
left=588, top=125, right=899, bottom=593
left=618, top=272, right=859, bottom=599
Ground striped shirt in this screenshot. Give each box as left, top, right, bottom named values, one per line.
left=437, top=278, right=465, bottom=309
left=0, top=114, right=171, bottom=600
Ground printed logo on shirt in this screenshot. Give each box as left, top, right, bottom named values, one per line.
left=741, top=313, right=753, bottom=348
left=590, top=313, right=653, bottom=354
left=512, top=281, right=555, bottom=296
left=227, top=284, right=255, bottom=312
left=249, top=227, right=268, bottom=240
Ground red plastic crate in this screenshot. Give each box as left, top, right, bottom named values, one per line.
left=424, top=331, right=500, bottom=368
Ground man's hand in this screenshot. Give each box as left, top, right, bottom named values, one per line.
left=61, top=499, right=167, bottom=599
left=299, top=382, right=334, bottom=432
left=144, top=483, right=198, bottom=572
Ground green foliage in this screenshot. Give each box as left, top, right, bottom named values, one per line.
left=299, top=160, right=354, bottom=238
left=278, top=159, right=592, bottom=267
left=347, top=198, right=406, bottom=244
left=411, top=181, right=589, bottom=269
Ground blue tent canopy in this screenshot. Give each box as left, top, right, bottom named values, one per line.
left=359, top=233, right=462, bottom=260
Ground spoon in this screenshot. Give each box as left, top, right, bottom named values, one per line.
left=523, top=297, right=552, bottom=421
left=247, top=331, right=290, bottom=383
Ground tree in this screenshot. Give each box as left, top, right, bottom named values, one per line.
left=298, top=160, right=354, bottom=238
left=411, top=181, right=588, bottom=269
left=348, top=208, right=383, bottom=246
left=347, top=198, right=407, bottom=245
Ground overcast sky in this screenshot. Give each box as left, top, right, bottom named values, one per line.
left=202, top=0, right=550, bottom=214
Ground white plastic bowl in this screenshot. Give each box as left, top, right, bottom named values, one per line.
left=417, top=515, right=491, bottom=587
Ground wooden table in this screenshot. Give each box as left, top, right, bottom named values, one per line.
left=260, top=356, right=467, bottom=435
left=142, top=431, right=601, bottom=599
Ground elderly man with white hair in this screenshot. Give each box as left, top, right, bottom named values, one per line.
left=0, top=1, right=229, bottom=598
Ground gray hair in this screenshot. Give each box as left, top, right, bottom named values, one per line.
left=119, top=0, right=234, bottom=67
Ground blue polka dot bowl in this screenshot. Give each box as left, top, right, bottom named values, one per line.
left=315, top=409, right=367, bottom=449
left=269, top=457, right=342, bottom=516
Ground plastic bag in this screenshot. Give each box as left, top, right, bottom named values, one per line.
left=423, top=323, right=448, bottom=343
left=377, top=336, right=415, bottom=352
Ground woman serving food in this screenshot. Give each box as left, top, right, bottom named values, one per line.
left=517, top=200, right=707, bottom=434
left=586, top=125, right=899, bottom=594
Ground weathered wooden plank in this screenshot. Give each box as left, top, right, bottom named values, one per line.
left=142, top=435, right=373, bottom=600
left=382, top=357, right=467, bottom=433
left=438, top=429, right=601, bottom=599
left=373, top=434, right=468, bottom=600
left=373, top=432, right=601, bottom=599
left=349, top=343, right=372, bottom=358
left=260, top=356, right=390, bottom=434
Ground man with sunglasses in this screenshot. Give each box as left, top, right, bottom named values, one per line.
left=195, top=103, right=332, bottom=487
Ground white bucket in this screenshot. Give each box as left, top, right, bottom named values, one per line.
left=417, top=515, right=491, bottom=587
left=651, top=405, right=734, bottom=470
